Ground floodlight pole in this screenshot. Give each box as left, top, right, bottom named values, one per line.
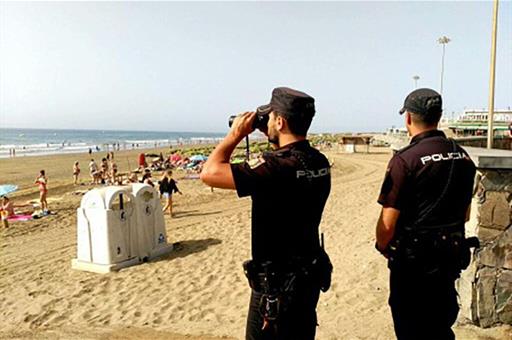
left=413, top=75, right=420, bottom=89
left=438, top=36, right=451, bottom=95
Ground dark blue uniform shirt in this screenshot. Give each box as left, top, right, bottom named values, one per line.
left=378, top=130, right=476, bottom=232
left=231, top=140, right=331, bottom=262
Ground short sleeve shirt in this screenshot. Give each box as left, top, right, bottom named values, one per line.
left=231, top=140, right=331, bottom=261
left=378, top=130, right=476, bottom=229
left=378, top=155, right=409, bottom=210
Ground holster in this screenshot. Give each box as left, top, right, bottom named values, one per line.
left=388, top=224, right=479, bottom=277
left=312, top=248, right=333, bottom=292
left=243, top=251, right=333, bottom=294
left=243, top=260, right=298, bottom=295
left=243, top=260, right=298, bottom=322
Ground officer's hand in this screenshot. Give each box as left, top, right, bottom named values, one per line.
left=229, top=111, right=256, bottom=140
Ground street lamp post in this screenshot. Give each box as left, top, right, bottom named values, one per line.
left=438, top=36, right=451, bottom=95
left=487, top=0, right=499, bottom=149
left=413, top=75, right=420, bottom=89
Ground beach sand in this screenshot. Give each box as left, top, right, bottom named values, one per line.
left=1, top=146, right=511, bottom=339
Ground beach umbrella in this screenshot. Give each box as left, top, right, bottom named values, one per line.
left=0, top=184, right=17, bottom=196
left=189, top=154, right=208, bottom=162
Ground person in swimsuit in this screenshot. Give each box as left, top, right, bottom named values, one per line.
left=73, top=161, right=80, bottom=185
left=89, top=159, right=99, bottom=184
left=0, top=196, right=15, bottom=228
left=100, top=158, right=109, bottom=184
left=35, top=170, right=49, bottom=213
left=0, top=196, right=34, bottom=227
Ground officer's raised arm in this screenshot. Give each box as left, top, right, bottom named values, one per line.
left=200, top=111, right=255, bottom=189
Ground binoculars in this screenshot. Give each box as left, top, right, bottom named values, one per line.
left=228, top=111, right=269, bottom=131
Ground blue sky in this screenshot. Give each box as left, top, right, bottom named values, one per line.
left=1, top=1, right=511, bottom=133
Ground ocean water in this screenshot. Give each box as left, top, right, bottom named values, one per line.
left=0, top=128, right=226, bottom=158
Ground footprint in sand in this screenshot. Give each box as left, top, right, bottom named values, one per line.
left=28, top=290, right=45, bottom=298
left=23, top=314, right=37, bottom=323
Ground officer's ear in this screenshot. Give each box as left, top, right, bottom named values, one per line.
left=275, top=115, right=285, bottom=131
left=405, top=111, right=412, bottom=126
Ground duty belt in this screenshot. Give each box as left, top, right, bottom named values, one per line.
left=388, top=221, right=479, bottom=276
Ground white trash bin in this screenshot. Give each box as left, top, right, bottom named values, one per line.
left=130, top=183, right=173, bottom=260
left=72, top=186, right=140, bottom=273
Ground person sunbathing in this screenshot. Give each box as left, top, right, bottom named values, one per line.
left=0, top=196, right=33, bottom=228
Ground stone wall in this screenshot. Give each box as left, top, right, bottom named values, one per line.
left=458, top=169, right=512, bottom=327
left=456, top=136, right=511, bottom=150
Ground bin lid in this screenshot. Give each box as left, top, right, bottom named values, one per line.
left=80, top=186, right=134, bottom=209
left=130, top=183, right=157, bottom=202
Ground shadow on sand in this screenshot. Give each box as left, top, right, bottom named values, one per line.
left=152, top=238, right=222, bottom=263
left=172, top=210, right=222, bottom=218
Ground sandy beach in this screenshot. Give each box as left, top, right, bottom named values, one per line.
left=0, top=146, right=511, bottom=340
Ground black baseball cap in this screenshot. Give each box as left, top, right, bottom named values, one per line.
left=399, top=88, right=443, bottom=116
left=256, top=87, right=315, bottom=118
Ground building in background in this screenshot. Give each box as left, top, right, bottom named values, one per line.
left=447, top=109, right=512, bottom=137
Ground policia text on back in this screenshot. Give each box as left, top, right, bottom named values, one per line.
left=375, top=88, right=479, bottom=340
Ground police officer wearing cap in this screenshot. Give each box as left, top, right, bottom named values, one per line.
left=201, top=87, right=331, bottom=340
left=375, top=88, right=477, bottom=340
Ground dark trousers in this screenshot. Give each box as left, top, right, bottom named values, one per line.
left=389, top=269, right=459, bottom=340
left=245, top=283, right=320, bottom=340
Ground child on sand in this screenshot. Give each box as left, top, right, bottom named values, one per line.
left=159, top=170, right=182, bottom=217
left=35, top=170, right=49, bottom=214
left=73, top=161, right=80, bottom=185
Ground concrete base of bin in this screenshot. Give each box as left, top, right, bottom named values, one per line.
left=71, top=257, right=141, bottom=274
left=71, top=244, right=173, bottom=274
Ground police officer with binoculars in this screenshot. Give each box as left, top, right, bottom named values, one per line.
left=201, top=87, right=332, bottom=340
left=375, top=88, right=478, bottom=340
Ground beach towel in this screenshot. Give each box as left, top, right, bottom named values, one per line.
left=31, top=211, right=57, bottom=219
left=7, top=214, right=33, bottom=222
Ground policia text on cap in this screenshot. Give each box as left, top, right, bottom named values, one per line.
left=375, top=88, right=479, bottom=340
left=201, top=87, right=332, bottom=340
